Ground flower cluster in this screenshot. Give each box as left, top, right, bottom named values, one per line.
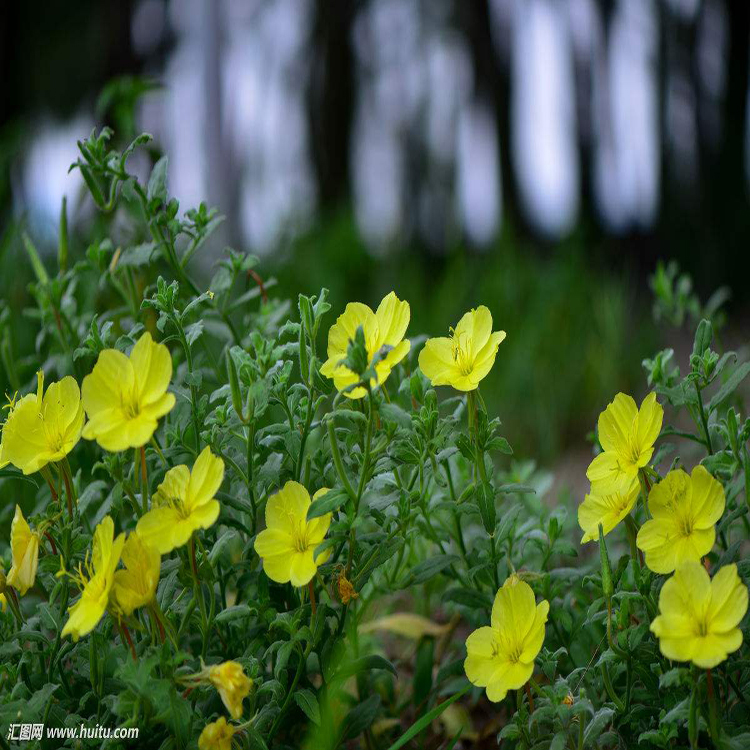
left=578, top=390, right=748, bottom=671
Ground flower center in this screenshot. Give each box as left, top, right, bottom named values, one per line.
left=293, top=524, right=310, bottom=553
left=450, top=330, right=473, bottom=375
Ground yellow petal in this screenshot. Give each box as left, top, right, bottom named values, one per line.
left=374, top=292, right=410, bottom=348
left=266, top=481, right=310, bottom=532
left=635, top=392, right=663, bottom=453
left=708, top=564, right=749, bottom=632
left=597, top=393, right=638, bottom=455
left=289, top=549, right=317, bottom=587
left=262, top=553, right=294, bottom=584
left=82, top=348, right=134, bottom=419
left=491, top=578, right=536, bottom=643
left=519, top=600, right=549, bottom=662
left=690, top=465, right=725, bottom=529
left=130, top=332, right=173, bottom=406
left=454, top=306, right=493, bottom=359
left=647, top=469, right=691, bottom=520
left=418, top=337, right=460, bottom=387
left=254, top=528, right=294, bottom=558
left=690, top=631, right=743, bottom=669
left=136, top=506, right=186, bottom=554
left=7, top=505, right=39, bottom=595
left=326, top=302, right=376, bottom=360
left=187, top=447, right=225, bottom=510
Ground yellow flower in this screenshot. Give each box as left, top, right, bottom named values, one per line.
left=636, top=466, right=724, bottom=574
left=586, top=392, right=663, bottom=494
left=254, top=482, right=332, bottom=587
left=81, top=331, right=175, bottom=452
left=208, top=662, right=253, bottom=720
left=6, top=505, right=41, bottom=596
left=62, top=516, right=125, bottom=640
left=111, top=533, right=161, bottom=616
left=464, top=575, right=549, bottom=702
left=651, top=561, right=748, bottom=668
left=0, top=371, right=83, bottom=475
left=320, top=291, right=410, bottom=399
left=198, top=717, right=236, bottom=750
left=578, top=477, right=640, bottom=543
left=418, top=306, right=506, bottom=391
left=136, top=446, right=224, bottom=554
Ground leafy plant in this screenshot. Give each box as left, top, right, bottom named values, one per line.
left=0, top=126, right=748, bottom=750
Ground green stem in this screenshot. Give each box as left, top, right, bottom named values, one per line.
left=695, top=384, right=714, bottom=455
left=601, top=663, right=625, bottom=712
left=326, top=419, right=357, bottom=503
left=60, top=459, right=76, bottom=519
left=139, top=446, right=149, bottom=514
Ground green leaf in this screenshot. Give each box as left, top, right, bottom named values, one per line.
left=379, top=402, right=412, bottom=428
left=692, top=318, right=712, bottom=357
left=307, top=487, right=349, bottom=520
left=584, top=707, right=615, bottom=746
left=214, top=604, right=253, bottom=623
left=147, top=155, right=169, bottom=203
left=334, top=655, right=397, bottom=682
left=294, top=689, right=321, bottom=726
left=402, top=554, right=460, bottom=587
left=709, top=361, right=750, bottom=411
left=342, top=695, right=381, bottom=741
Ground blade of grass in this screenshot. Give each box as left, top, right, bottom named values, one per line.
left=385, top=683, right=471, bottom=750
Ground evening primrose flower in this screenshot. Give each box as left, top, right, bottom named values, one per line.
left=651, top=561, right=748, bottom=667
left=320, top=291, right=410, bottom=399
left=208, top=662, right=253, bottom=720
left=464, top=575, right=549, bottom=702
left=578, top=477, right=640, bottom=543
left=0, top=371, right=83, bottom=475
left=111, top=533, right=161, bottom=616
left=136, top=446, right=224, bottom=554
left=418, top=306, right=505, bottom=391
left=198, top=717, right=236, bottom=750
left=587, top=392, right=663, bottom=494
left=636, top=466, right=724, bottom=574
left=254, top=482, right=332, bottom=587
left=61, top=516, right=125, bottom=640
left=6, top=506, right=40, bottom=596
left=81, top=331, right=175, bottom=452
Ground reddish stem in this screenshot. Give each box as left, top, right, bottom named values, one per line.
left=248, top=268, right=268, bottom=302
left=525, top=682, right=535, bottom=713
left=120, top=623, right=137, bottom=661
left=308, top=580, right=317, bottom=616
left=44, top=531, right=57, bottom=555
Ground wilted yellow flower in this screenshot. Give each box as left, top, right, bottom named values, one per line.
left=651, top=561, right=748, bottom=668
left=6, top=505, right=41, bottom=596
left=62, top=516, right=125, bottom=640
left=111, top=533, right=161, bottom=616
left=418, top=306, right=505, bottom=392
left=337, top=572, right=358, bottom=604
left=81, top=331, right=175, bottom=452
left=198, top=717, right=236, bottom=750
left=136, top=446, right=224, bottom=554
left=636, top=466, right=724, bottom=574
left=578, top=477, right=639, bottom=543
left=320, top=291, right=410, bottom=399
left=0, top=371, right=83, bottom=475
left=208, top=662, right=253, bottom=720
left=587, top=392, right=663, bottom=494
left=464, top=576, right=549, bottom=702
left=254, top=483, right=331, bottom=587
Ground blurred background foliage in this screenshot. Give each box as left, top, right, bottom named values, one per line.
left=1, top=0, right=748, bottom=470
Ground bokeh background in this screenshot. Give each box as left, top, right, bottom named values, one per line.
left=1, top=0, right=749, bottom=482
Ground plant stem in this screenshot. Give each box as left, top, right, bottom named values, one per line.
left=140, top=446, right=149, bottom=514
left=308, top=580, right=317, bottom=616
left=695, top=384, right=713, bottom=455
left=60, top=459, right=76, bottom=519
left=706, top=669, right=720, bottom=744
